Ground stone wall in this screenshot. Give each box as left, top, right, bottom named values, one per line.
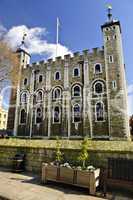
left=0, top=139, right=133, bottom=174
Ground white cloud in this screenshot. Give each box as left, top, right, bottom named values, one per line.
left=0, top=24, right=71, bottom=59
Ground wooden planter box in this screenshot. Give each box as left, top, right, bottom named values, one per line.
left=42, top=163, right=100, bottom=195
left=59, top=167, right=74, bottom=184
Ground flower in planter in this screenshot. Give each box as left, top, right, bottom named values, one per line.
left=62, top=162, right=71, bottom=168
left=86, top=165, right=95, bottom=172
left=76, top=166, right=82, bottom=170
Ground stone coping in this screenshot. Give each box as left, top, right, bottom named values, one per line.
left=0, top=139, right=133, bottom=153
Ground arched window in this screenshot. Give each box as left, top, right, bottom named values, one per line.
left=73, top=104, right=81, bottom=123
left=95, top=102, right=104, bottom=121
left=55, top=71, right=61, bottom=80
left=24, top=78, right=28, bottom=85
left=94, top=81, right=104, bottom=94
left=53, top=88, right=61, bottom=99
left=36, top=107, right=43, bottom=124
left=73, top=85, right=81, bottom=97
left=94, top=64, right=102, bottom=74
left=36, top=91, right=43, bottom=102
left=73, top=68, right=80, bottom=77
left=53, top=106, right=60, bottom=123
left=20, top=92, right=28, bottom=103
left=20, top=109, right=27, bottom=124
left=39, top=75, right=43, bottom=83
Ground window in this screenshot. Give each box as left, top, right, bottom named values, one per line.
left=106, top=36, right=110, bottom=41
left=20, top=92, right=28, bottom=103
left=95, top=102, right=104, bottom=122
left=36, top=91, right=43, bottom=102
left=24, top=78, right=27, bottom=85
left=113, top=35, right=117, bottom=39
left=20, top=109, right=27, bottom=124
left=73, top=104, right=81, bottom=123
left=73, top=67, right=80, bottom=77
left=53, top=106, right=60, bottom=123
left=39, top=75, right=43, bottom=83
left=0, top=114, right=1, bottom=118
left=94, top=64, right=102, bottom=74
left=4, top=114, right=6, bottom=118
left=55, top=71, right=61, bottom=80
left=73, top=85, right=81, bottom=97
left=36, top=107, right=43, bottom=124
left=112, top=80, right=117, bottom=90
left=109, top=55, right=114, bottom=63
left=94, top=82, right=104, bottom=94
left=53, top=88, right=61, bottom=99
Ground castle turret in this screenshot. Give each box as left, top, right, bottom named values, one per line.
left=16, top=33, right=30, bottom=69
left=7, top=33, right=31, bottom=135
left=101, top=5, right=130, bottom=140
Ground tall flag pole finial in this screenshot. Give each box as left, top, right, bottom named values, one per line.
left=106, top=3, right=113, bottom=22
left=56, top=17, right=60, bottom=57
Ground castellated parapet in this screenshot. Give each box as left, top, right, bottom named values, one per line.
left=7, top=18, right=130, bottom=141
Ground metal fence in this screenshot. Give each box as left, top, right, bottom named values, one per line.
left=108, top=158, right=133, bottom=181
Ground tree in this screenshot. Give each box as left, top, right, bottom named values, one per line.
left=78, top=137, right=89, bottom=169
left=55, top=136, right=63, bottom=165
left=0, top=41, right=20, bottom=86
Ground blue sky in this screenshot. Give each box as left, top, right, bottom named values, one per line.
left=0, top=0, right=133, bottom=113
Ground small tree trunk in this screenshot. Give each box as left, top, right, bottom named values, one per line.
left=83, top=160, right=85, bottom=169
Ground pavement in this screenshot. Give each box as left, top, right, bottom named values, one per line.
left=0, top=168, right=133, bottom=200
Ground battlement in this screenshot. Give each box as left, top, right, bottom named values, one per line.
left=28, top=47, right=104, bottom=68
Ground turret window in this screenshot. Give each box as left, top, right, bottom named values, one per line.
left=113, top=35, right=117, bottom=39
left=112, top=80, right=117, bottom=90
left=94, top=64, right=102, bottom=74
left=95, top=102, right=104, bottom=122
left=55, top=71, right=61, bottom=80
left=39, top=75, right=43, bottom=83
left=24, top=78, right=28, bottom=85
left=109, top=55, right=114, bottom=63
left=106, top=36, right=110, bottom=41
left=73, top=67, right=80, bottom=77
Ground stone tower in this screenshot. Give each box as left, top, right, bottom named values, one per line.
left=7, top=34, right=30, bottom=134
left=101, top=6, right=130, bottom=140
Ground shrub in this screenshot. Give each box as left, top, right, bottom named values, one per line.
left=78, top=137, right=89, bottom=169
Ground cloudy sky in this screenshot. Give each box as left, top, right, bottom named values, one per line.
left=0, top=0, right=133, bottom=115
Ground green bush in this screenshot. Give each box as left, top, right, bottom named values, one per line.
left=78, top=137, right=89, bottom=169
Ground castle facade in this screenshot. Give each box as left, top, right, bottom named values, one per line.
left=7, top=12, right=130, bottom=140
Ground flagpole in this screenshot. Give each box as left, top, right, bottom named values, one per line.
left=56, top=17, right=59, bottom=57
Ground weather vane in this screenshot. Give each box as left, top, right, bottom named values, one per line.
left=21, top=33, right=27, bottom=45
left=106, top=3, right=113, bottom=22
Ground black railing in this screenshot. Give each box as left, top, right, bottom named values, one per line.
left=108, top=158, right=133, bottom=181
